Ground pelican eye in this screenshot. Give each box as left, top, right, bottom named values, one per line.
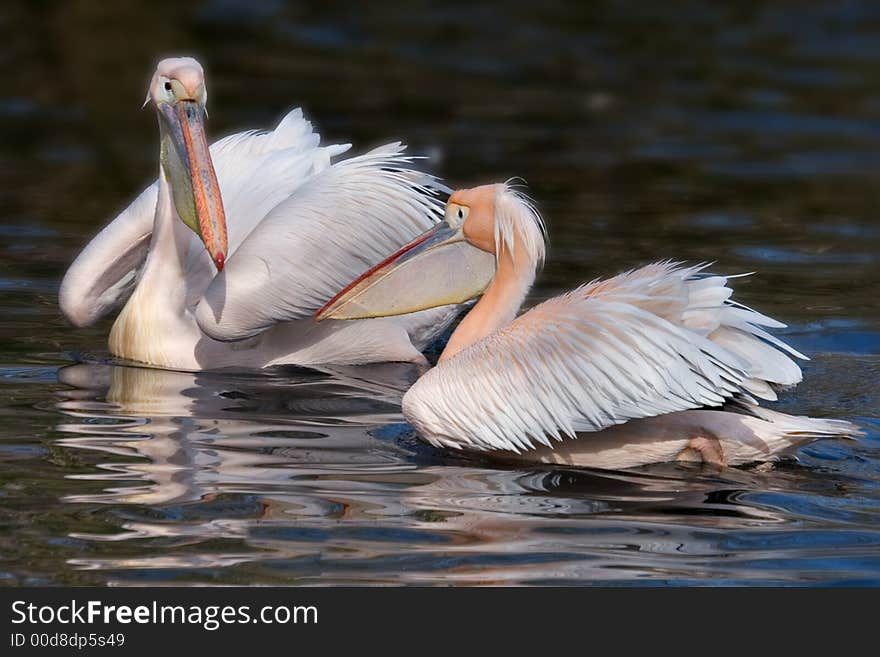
left=445, top=203, right=469, bottom=227
left=164, top=81, right=172, bottom=91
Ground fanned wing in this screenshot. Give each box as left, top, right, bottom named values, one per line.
left=59, top=109, right=349, bottom=327
left=195, top=143, right=448, bottom=341
left=403, top=262, right=806, bottom=453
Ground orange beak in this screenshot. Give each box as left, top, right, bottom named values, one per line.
left=161, top=99, right=227, bottom=270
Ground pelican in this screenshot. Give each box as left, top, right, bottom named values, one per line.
left=59, top=57, right=485, bottom=370
left=317, top=182, right=860, bottom=469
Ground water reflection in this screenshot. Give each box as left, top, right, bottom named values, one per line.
left=50, top=362, right=879, bottom=584
left=56, top=362, right=416, bottom=505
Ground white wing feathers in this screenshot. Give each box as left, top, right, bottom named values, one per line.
left=195, top=143, right=447, bottom=341
left=207, top=108, right=351, bottom=252
left=58, top=184, right=156, bottom=327
left=403, top=262, right=805, bottom=453
left=59, top=109, right=346, bottom=327
left=181, top=114, right=351, bottom=304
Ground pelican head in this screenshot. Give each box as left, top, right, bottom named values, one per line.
left=148, top=57, right=227, bottom=270
left=316, top=182, right=545, bottom=320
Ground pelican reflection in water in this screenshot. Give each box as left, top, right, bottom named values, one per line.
left=56, top=363, right=839, bottom=583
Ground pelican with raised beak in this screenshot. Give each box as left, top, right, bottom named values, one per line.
left=60, top=57, right=476, bottom=370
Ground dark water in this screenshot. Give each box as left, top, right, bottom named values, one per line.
left=1, top=1, right=878, bottom=585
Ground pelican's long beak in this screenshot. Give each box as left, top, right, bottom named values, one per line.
left=316, top=221, right=496, bottom=321
left=159, top=99, right=227, bottom=270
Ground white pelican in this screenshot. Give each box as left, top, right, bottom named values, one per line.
left=59, top=57, right=487, bottom=370
left=317, top=182, right=860, bottom=469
